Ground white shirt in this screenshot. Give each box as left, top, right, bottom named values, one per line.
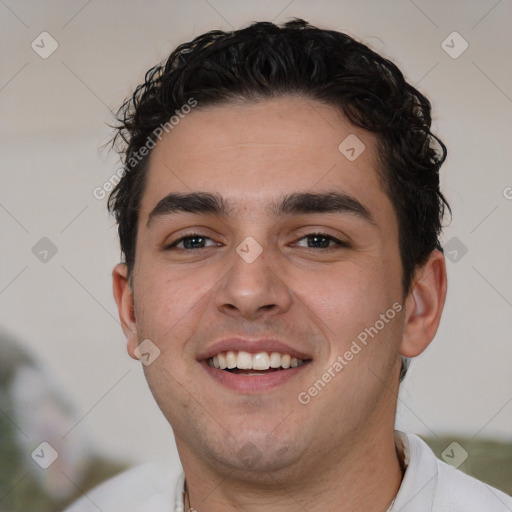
left=63, top=431, right=512, bottom=511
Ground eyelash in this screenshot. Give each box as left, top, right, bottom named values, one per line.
left=295, top=232, right=349, bottom=249
left=166, top=232, right=349, bottom=250
left=166, top=233, right=220, bottom=250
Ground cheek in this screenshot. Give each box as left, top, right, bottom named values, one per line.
left=294, top=261, right=389, bottom=323
left=133, top=263, right=215, bottom=346
left=293, top=261, right=401, bottom=359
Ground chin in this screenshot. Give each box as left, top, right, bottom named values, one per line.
left=199, top=427, right=303, bottom=480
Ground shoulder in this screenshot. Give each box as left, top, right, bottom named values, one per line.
left=398, top=432, right=512, bottom=512
left=62, top=460, right=179, bottom=512
left=434, top=455, right=512, bottom=511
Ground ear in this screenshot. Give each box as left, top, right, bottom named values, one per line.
left=400, top=249, right=447, bottom=358
left=112, top=263, right=139, bottom=360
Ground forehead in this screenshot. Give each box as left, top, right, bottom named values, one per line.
left=139, top=96, right=393, bottom=224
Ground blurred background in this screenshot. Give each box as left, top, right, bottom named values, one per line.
left=1, top=0, right=511, bottom=510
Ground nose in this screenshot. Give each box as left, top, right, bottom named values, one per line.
left=214, top=243, right=293, bottom=321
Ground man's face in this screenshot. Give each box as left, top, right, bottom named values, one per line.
left=123, top=96, right=406, bottom=477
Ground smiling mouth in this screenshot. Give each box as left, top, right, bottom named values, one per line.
left=207, top=350, right=310, bottom=374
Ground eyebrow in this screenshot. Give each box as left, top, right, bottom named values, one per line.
left=146, top=191, right=374, bottom=227
left=146, top=192, right=233, bottom=227
left=276, top=191, right=373, bottom=223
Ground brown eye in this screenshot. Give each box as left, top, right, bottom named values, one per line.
left=295, top=233, right=348, bottom=249
left=167, top=234, right=219, bottom=250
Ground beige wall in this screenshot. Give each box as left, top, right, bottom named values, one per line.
left=1, top=0, right=511, bottom=465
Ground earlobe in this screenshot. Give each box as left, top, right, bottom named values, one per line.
left=112, top=263, right=139, bottom=360
left=400, top=250, right=447, bottom=358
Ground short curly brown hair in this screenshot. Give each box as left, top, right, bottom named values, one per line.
left=109, top=18, right=450, bottom=296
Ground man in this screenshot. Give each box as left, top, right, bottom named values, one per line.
left=65, top=18, right=512, bottom=512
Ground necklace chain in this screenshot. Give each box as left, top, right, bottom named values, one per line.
left=177, top=478, right=397, bottom=512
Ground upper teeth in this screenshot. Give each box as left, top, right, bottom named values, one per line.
left=208, top=351, right=304, bottom=370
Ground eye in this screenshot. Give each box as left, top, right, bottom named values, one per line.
left=294, top=233, right=348, bottom=249
left=167, top=233, right=220, bottom=250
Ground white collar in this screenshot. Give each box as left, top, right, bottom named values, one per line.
left=392, top=431, right=438, bottom=510
left=174, top=472, right=186, bottom=512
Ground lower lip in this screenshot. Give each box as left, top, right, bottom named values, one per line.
left=200, top=361, right=310, bottom=392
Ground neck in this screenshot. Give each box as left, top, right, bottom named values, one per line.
left=179, top=428, right=403, bottom=512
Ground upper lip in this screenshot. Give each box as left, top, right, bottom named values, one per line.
left=197, top=338, right=312, bottom=361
